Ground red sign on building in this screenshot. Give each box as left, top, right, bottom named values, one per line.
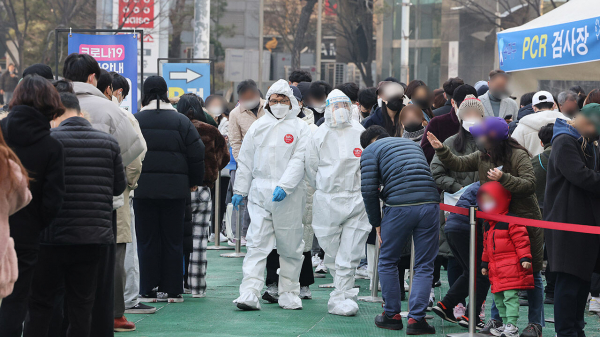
left=119, top=0, right=155, bottom=29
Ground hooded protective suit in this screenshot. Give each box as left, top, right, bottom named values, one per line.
left=305, top=89, right=371, bottom=316
left=232, top=79, right=311, bottom=310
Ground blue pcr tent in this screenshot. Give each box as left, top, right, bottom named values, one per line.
left=497, top=0, right=600, bottom=95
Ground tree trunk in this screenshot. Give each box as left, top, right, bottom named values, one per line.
left=291, top=0, right=317, bottom=69
left=168, top=0, right=189, bottom=58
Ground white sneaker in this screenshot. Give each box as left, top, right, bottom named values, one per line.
left=241, top=237, right=247, bottom=246
left=315, top=260, right=328, bottom=274
left=500, top=324, right=518, bottom=337
left=490, top=323, right=505, bottom=337
left=480, top=301, right=486, bottom=319
left=355, top=265, right=369, bottom=279
left=590, top=297, right=600, bottom=313
left=299, top=286, right=312, bottom=299
left=228, top=239, right=236, bottom=246
left=453, top=303, right=466, bottom=320
left=208, top=233, right=215, bottom=242
left=312, top=255, right=322, bottom=267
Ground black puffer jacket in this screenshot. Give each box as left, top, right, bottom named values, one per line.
left=42, top=117, right=126, bottom=245
left=134, top=104, right=205, bottom=199
left=0, top=105, right=65, bottom=250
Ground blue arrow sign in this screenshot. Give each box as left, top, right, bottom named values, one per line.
left=163, top=62, right=210, bottom=100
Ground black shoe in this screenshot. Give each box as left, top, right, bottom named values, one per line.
left=518, top=290, right=528, bottom=300
left=544, top=295, right=554, bottom=304
left=431, top=301, right=457, bottom=323
left=458, top=315, right=484, bottom=330
left=520, top=323, right=542, bottom=337
left=519, top=299, right=529, bottom=306
left=433, top=280, right=442, bottom=288
left=374, top=312, right=404, bottom=330
left=138, top=291, right=159, bottom=303
left=125, top=303, right=157, bottom=314
left=480, top=319, right=503, bottom=335
left=406, top=318, right=436, bottom=335
left=262, top=291, right=278, bottom=304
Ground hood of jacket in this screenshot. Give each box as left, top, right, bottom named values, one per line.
left=263, top=79, right=300, bottom=120
left=551, top=118, right=582, bottom=144
left=518, top=109, right=566, bottom=131
left=517, top=104, right=534, bottom=121
left=72, top=81, right=107, bottom=99
left=477, top=181, right=511, bottom=216
left=1, top=105, right=51, bottom=146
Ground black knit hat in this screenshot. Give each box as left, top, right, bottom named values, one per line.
left=143, top=75, right=168, bottom=97
left=23, top=64, right=53, bottom=80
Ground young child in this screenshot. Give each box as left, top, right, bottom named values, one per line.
left=478, top=181, right=534, bottom=337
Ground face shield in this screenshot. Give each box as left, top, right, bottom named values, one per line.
left=324, top=89, right=352, bottom=128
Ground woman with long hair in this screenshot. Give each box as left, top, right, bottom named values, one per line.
left=406, top=80, right=433, bottom=121
left=177, top=93, right=229, bottom=298
left=427, top=117, right=545, bottom=334
left=0, top=75, right=65, bottom=336
left=0, top=128, right=31, bottom=299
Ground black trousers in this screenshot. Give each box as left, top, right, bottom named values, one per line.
left=441, top=231, right=490, bottom=315
left=554, top=272, right=590, bottom=337
left=0, top=248, right=38, bottom=337
left=23, top=244, right=104, bottom=337
left=266, top=250, right=314, bottom=287
left=134, top=198, right=186, bottom=295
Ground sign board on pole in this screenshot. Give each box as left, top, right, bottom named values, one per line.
left=68, top=33, right=138, bottom=113
left=162, top=63, right=211, bottom=100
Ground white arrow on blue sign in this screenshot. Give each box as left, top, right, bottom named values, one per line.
left=163, top=62, right=211, bottom=100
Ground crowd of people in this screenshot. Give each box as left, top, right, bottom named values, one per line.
left=0, top=58, right=599, bottom=337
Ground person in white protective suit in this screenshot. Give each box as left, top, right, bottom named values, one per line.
left=305, top=89, right=372, bottom=316
left=232, top=79, right=311, bottom=310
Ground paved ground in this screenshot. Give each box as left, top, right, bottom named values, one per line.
left=123, top=245, right=600, bottom=336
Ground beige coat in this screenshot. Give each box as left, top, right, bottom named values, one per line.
left=115, top=106, right=147, bottom=243
left=228, top=99, right=265, bottom=161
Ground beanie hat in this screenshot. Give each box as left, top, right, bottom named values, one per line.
left=457, top=95, right=485, bottom=122
left=581, top=103, right=600, bottom=133
left=296, top=82, right=311, bottom=102
left=23, top=63, right=53, bottom=80
left=143, top=75, right=168, bottom=109
left=453, top=84, right=478, bottom=105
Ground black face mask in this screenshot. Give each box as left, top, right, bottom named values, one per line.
left=476, top=139, right=488, bottom=154
left=386, top=97, right=404, bottom=111
left=403, top=121, right=423, bottom=133
left=413, top=98, right=429, bottom=110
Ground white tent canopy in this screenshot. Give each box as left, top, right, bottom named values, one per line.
left=497, top=0, right=600, bottom=96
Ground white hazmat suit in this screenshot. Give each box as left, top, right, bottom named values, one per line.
left=305, top=89, right=371, bottom=316
left=233, top=79, right=311, bottom=310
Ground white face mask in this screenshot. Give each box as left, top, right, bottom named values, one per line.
left=480, top=200, right=496, bottom=213
left=313, top=103, right=326, bottom=113
left=331, top=108, right=350, bottom=126
left=270, top=104, right=290, bottom=119
left=209, top=106, right=223, bottom=117
left=377, top=98, right=383, bottom=108
left=242, top=99, right=259, bottom=110
left=462, top=118, right=482, bottom=132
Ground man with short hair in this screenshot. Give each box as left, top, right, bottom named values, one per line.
left=63, top=52, right=144, bottom=337
left=22, top=64, right=54, bottom=80
left=361, top=125, right=439, bottom=334
left=358, top=87, right=377, bottom=120
left=512, top=91, right=569, bottom=156
left=433, top=77, right=464, bottom=117
left=421, top=84, right=478, bottom=163
left=288, top=69, right=312, bottom=86
left=97, top=69, right=114, bottom=100
left=479, top=69, right=518, bottom=120
left=557, top=90, right=580, bottom=118
left=0, top=63, right=19, bottom=104
left=228, top=79, right=265, bottom=242
left=306, top=80, right=333, bottom=122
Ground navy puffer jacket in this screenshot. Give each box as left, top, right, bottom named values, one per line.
left=444, top=182, right=480, bottom=234
left=360, top=137, right=439, bottom=227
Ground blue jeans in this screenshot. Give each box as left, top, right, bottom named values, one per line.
left=527, top=271, right=545, bottom=326
left=378, top=203, right=439, bottom=320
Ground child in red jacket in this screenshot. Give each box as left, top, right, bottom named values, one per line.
left=478, top=182, right=534, bottom=337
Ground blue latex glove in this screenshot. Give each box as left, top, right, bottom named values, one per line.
left=232, top=194, right=244, bottom=210
left=272, top=186, right=287, bottom=202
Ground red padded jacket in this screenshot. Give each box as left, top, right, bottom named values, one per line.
left=479, top=182, right=534, bottom=293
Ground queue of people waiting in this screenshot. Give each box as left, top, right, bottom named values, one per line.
left=0, top=59, right=599, bottom=337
